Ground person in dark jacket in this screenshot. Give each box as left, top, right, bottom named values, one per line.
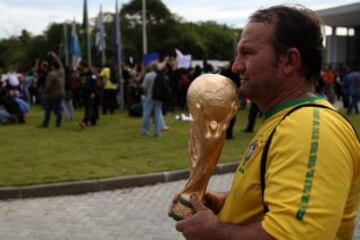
left=79, top=61, right=100, bottom=128
left=221, top=60, right=240, bottom=139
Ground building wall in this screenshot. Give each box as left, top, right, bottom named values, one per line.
left=355, top=27, right=360, bottom=66
left=326, top=28, right=360, bottom=67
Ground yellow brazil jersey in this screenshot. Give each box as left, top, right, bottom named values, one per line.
left=218, top=96, right=360, bottom=240
left=100, top=67, right=117, bottom=90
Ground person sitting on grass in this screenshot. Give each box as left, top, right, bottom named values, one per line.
left=0, top=84, right=27, bottom=124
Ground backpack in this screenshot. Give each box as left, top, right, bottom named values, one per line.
left=152, top=71, right=170, bottom=102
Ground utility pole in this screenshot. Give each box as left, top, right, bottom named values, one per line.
left=142, top=0, right=148, bottom=56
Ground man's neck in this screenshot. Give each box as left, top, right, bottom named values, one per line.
left=258, top=78, right=315, bottom=113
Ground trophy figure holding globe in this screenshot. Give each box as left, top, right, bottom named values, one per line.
left=169, top=74, right=239, bottom=221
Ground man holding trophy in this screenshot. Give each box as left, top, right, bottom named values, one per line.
left=169, top=5, right=360, bottom=240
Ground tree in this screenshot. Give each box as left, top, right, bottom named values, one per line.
left=121, top=0, right=173, bottom=24
left=198, top=21, right=240, bottom=60
left=119, top=0, right=239, bottom=61
left=0, top=0, right=241, bottom=71
left=120, top=0, right=177, bottom=61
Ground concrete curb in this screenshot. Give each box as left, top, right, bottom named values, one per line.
left=0, top=162, right=238, bottom=200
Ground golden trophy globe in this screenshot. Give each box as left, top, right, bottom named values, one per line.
left=169, top=73, right=239, bottom=221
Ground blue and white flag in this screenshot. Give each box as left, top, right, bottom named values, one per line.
left=69, top=20, right=81, bottom=68
left=95, top=6, right=106, bottom=53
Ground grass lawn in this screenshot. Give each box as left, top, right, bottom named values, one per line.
left=0, top=105, right=359, bottom=187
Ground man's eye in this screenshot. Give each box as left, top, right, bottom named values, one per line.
left=239, top=50, right=251, bottom=56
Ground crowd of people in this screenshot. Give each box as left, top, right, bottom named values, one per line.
left=0, top=51, right=226, bottom=134
left=0, top=48, right=360, bottom=136
left=0, top=45, right=359, bottom=135
left=320, top=64, right=360, bottom=114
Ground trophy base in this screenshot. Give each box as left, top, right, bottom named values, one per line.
left=169, top=195, right=195, bottom=221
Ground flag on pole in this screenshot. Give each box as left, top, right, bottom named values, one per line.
left=69, top=20, right=81, bottom=68
left=82, top=0, right=88, bottom=31
left=63, top=23, right=69, bottom=67
left=82, top=0, right=92, bottom=66
left=113, top=0, right=125, bottom=111
left=95, top=6, right=106, bottom=53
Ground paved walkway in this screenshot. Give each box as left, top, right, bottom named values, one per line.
left=0, top=174, right=232, bottom=240
left=0, top=173, right=359, bottom=240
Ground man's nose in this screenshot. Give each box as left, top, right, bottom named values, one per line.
left=231, top=58, right=244, bottom=74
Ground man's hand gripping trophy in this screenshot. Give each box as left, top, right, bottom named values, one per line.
left=169, top=74, right=239, bottom=221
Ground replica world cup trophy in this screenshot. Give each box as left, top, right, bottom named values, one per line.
left=169, top=74, right=239, bottom=221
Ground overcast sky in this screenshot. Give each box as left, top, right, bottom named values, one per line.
left=0, top=0, right=358, bottom=39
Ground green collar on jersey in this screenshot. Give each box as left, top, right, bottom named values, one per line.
left=263, top=96, right=325, bottom=121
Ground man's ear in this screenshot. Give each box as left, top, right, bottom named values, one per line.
left=282, top=48, right=301, bottom=75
